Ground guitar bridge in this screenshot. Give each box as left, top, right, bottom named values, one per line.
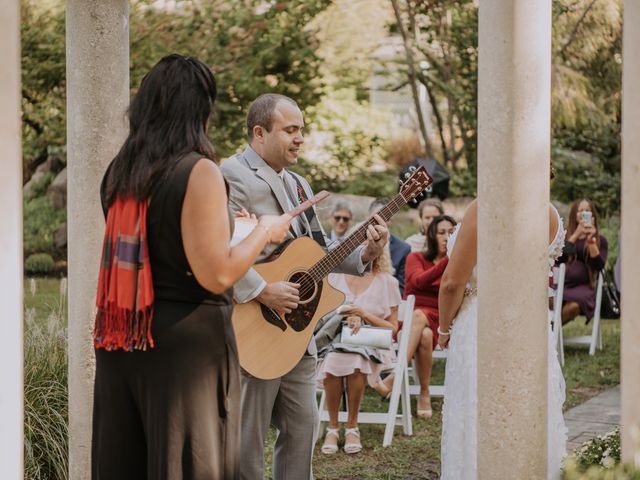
left=260, top=305, right=287, bottom=331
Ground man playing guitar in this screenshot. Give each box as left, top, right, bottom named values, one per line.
left=221, top=93, right=388, bottom=480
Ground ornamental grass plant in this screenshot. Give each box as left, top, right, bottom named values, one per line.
left=24, top=278, right=68, bottom=480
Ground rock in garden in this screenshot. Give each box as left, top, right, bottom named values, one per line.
left=47, top=167, right=67, bottom=208
left=35, top=154, right=64, bottom=175
left=23, top=170, right=48, bottom=199
left=53, top=223, right=67, bottom=249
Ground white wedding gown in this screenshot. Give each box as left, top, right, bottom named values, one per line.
left=440, top=207, right=568, bottom=480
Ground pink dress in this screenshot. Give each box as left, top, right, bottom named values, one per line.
left=316, top=273, right=401, bottom=388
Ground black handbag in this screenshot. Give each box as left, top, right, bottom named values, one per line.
left=600, top=273, right=620, bottom=319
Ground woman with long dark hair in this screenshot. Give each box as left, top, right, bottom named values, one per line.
left=92, top=54, right=291, bottom=479
left=561, top=198, right=608, bottom=324
left=373, top=214, right=456, bottom=417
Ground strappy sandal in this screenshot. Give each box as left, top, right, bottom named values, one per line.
left=373, top=379, right=392, bottom=401
left=343, top=427, right=362, bottom=454
left=321, top=427, right=340, bottom=455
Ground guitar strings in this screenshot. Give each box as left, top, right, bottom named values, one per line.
left=295, top=194, right=408, bottom=300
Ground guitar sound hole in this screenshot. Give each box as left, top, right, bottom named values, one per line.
left=284, top=270, right=322, bottom=332
left=289, top=271, right=316, bottom=303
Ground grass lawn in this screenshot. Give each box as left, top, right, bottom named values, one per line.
left=24, top=277, right=67, bottom=326
left=307, top=318, right=620, bottom=479
left=24, top=279, right=621, bottom=479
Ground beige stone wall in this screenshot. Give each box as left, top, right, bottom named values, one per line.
left=621, top=0, right=640, bottom=465
left=477, top=2, right=551, bottom=478
left=66, top=2, right=129, bottom=478
left=0, top=1, right=23, bottom=477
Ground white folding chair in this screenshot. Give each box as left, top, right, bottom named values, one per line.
left=317, top=295, right=415, bottom=447
left=562, top=271, right=604, bottom=356
left=550, top=263, right=566, bottom=366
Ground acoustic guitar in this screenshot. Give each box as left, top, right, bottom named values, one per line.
left=232, top=166, right=433, bottom=379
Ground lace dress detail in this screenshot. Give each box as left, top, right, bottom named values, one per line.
left=547, top=206, right=568, bottom=479
left=440, top=224, right=478, bottom=479
left=440, top=210, right=567, bottom=480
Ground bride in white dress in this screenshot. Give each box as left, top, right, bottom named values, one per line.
left=438, top=200, right=568, bottom=480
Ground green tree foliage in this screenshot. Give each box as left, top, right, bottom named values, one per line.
left=293, top=0, right=401, bottom=196
left=21, top=0, right=331, bottom=170
left=294, top=88, right=395, bottom=196
left=130, top=0, right=332, bottom=159
left=388, top=0, right=478, bottom=171
left=21, top=0, right=332, bottom=261
left=389, top=0, right=622, bottom=212
left=21, top=1, right=66, bottom=181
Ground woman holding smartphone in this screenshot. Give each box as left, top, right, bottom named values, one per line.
left=560, top=198, right=608, bottom=324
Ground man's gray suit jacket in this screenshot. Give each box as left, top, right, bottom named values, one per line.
left=220, top=146, right=369, bottom=353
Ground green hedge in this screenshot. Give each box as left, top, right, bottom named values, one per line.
left=25, top=253, right=55, bottom=275
left=23, top=196, right=66, bottom=259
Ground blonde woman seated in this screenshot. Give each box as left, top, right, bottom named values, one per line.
left=316, top=248, right=400, bottom=455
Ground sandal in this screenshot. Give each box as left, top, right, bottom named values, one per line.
left=343, top=427, right=362, bottom=454
left=373, top=379, right=392, bottom=401
left=417, top=395, right=432, bottom=418
left=321, top=426, right=340, bottom=455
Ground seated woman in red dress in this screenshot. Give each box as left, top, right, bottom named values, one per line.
left=561, top=199, right=608, bottom=324
left=373, top=214, right=456, bottom=417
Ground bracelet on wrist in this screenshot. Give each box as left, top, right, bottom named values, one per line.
left=255, top=224, right=271, bottom=241
left=437, top=325, right=451, bottom=336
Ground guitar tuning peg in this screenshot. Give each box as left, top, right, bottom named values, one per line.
left=409, top=166, right=417, bottom=172
left=398, top=179, right=404, bottom=185
left=404, top=172, right=411, bottom=179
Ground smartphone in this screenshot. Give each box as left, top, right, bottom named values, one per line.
left=581, top=211, right=592, bottom=225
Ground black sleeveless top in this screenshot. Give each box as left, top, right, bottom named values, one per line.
left=101, top=152, right=233, bottom=306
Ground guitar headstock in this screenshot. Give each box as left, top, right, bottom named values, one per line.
left=399, top=166, right=433, bottom=203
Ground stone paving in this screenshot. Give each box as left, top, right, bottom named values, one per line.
left=565, top=385, right=620, bottom=451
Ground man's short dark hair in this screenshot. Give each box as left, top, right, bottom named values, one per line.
left=369, top=197, right=390, bottom=214
left=246, top=93, right=299, bottom=139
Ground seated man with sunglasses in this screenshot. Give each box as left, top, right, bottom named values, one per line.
left=329, top=202, right=353, bottom=243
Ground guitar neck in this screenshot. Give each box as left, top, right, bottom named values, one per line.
left=308, top=194, right=408, bottom=281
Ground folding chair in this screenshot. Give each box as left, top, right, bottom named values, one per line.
left=550, top=263, right=566, bottom=366
left=317, top=295, right=415, bottom=447
left=562, top=270, right=604, bottom=356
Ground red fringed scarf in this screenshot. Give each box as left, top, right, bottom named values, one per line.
left=94, top=197, right=154, bottom=351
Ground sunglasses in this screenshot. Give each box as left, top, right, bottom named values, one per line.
left=333, top=215, right=352, bottom=222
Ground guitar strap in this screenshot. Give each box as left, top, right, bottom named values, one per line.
left=290, top=173, right=327, bottom=248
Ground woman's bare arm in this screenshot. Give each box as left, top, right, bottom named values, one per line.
left=181, top=158, right=289, bottom=294
left=438, top=200, right=478, bottom=334
left=549, top=205, right=558, bottom=244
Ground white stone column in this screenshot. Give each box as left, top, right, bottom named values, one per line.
left=0, top=2, right=23, bottom=478
left=477, top=2, right=551, bottom=478
left=66, top=2, right=129, bottom=478
left=621, top=0, right=640, bottom=466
